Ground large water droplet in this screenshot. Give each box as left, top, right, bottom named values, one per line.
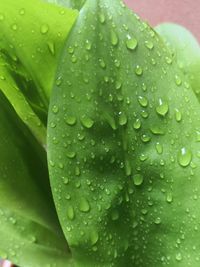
left=156, top=98, right=169, bottom=116
left=133, top=174, right=144, bottom=186
left=81, top=117, right=94, bottom=129
left=175, top=109, right=182, bottom=122
left=119, top=112, right=128, bottom=126
left=133, top=118, right=141, bottom=130
left=138, top=96, right=148, bottom=107
left=178, top=147, right=192, bottom=167
left=111, top=30, right=119, bottom=46
left=90, top=230, right=99, bottom=245
left=67, top=206, right=75, bottom=220
left=79, top=198, right=90, bottom=212
left=40, top=24, right=49, bottom=34
left=126, top=36, right=138, bottom=50
left=155, top=142, right=163, bottom=154
left=65, top=115, right=77, bottom=126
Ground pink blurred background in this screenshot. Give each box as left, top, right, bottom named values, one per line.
left=124, top=0, right=200, bottom=41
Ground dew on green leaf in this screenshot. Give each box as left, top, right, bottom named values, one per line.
left=85, top=40, right=92, bottom=51
left=175, top=109, right=182, bottom=122
left=119, top=112, right=128, bottom=126
left=111, top=30, right=119, bottom=46
left=141, top=134, right=151, bottom=143
left=81, top=116, right=94, bottom=129
left=67, top=206, right=75, bottom=220
left=133, top=174, right=144, bottom=186
left=65, top=115, right=77, bottom=126
left=144, top=40, right=154, bottom=50
left=126, top=36, right=138, bottom=50
left=155, top=142, right=163, bottom=154
left=52, top=105, right=59, bottom=114
left=156, top=98, right=169, bottom=116
left=79, top=198, right=90, bottom=213
left=138, top=95, right=148, bottom=107
left=154, top=217, right=161, bottom=225
left=90, top=230, right=99, bottom=245
left=178, top=147, right=192, bottom=167
left=166, top=192, right=173, bottom=203
left=99, top=12, right=105, bottom=24
left=135, top=65, right=143, bottom=76
left=133, top=118, right=141, bottom=130
left=176, top=253, right=182, bottom=261
left=111, top=210, right=119, bottom=221
left=40, top=24, right=49, bottom=34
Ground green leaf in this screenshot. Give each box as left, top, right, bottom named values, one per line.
left=0, top=91, right=73, bottom=266
left=155, top=23, right=200, bottom=100
left=0, top=0, right=78, bottom=144
left=48, top=0, right=200, bottom=266
left=47, top=0, right=85, bottom=10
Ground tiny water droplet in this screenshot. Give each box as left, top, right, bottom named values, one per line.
left=175, top=75, right=182, bottom=86
left=178, top=147, right=192, bottom=167
left=111, top=30, right=119, bottom=46
left=141, top=134, right=151, bottom=143
left=133, top=118, right=141, bottom=130
left=155, top=142, right=163, bottom=154
left=99, top=58, right=106, bottom=69
left=154, top=217, right=161, bottom=225
left=12, top=24, right=18, bottom=31
left=135, top=65, right=143, bottom=76
left=99, top=12, right=105, bottom=23
left=144, top=40, right=154, bottom=50
left=166, top=192, right=173, bottom=203
left=111, top=210, right=119, bottom=221
left=85, top=40, right=92, bottom=50
left=176, top=253, right=182, bottom=261
left=0, top=13, right=5, bottom=21
left=52, top=105, right=59, bottom=114
left=119, top=112, right=128, bottom=126
left=175, top=109, right=182, bottom=122
left=19, top=8, right=25, bottom=15
left=67, top=206, right=75, bottom=220
left=40, top=24, right=49, bottom=34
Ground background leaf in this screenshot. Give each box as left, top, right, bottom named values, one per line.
left=0, top=0, right=78, bottom=144
left=48, top=0, right=200, bottom=266
left=155, top=23, right=200, bottom=101
left=0, top=91, right=73, bottom=267
left=47, top=0, right=85, bottom=10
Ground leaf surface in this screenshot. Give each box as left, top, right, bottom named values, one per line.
left=48, top=0, right=200, bottom=266
left=0, top=0, right=77, bottom=144
left=0, top=91, right=73, bottom=267
left=155, top=23, right=200, bottom=101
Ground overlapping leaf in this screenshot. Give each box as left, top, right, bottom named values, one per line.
left=48, top=0, right=200, bottom=266
left=0, top=0, right=77, bottom=144
left=0, top=91, right=73, bottom=266
left=156, top=23, right=200, bottom=101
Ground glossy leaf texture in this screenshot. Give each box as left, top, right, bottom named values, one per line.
left=48, top=0, right=200, bottom=266
left=48, top=0, right=85, bottom=10
left=0, top=91, right=73, bottom=267
left=0, top=0, right=77, bottom=144
left=155, top=23, right=200, bottom=101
